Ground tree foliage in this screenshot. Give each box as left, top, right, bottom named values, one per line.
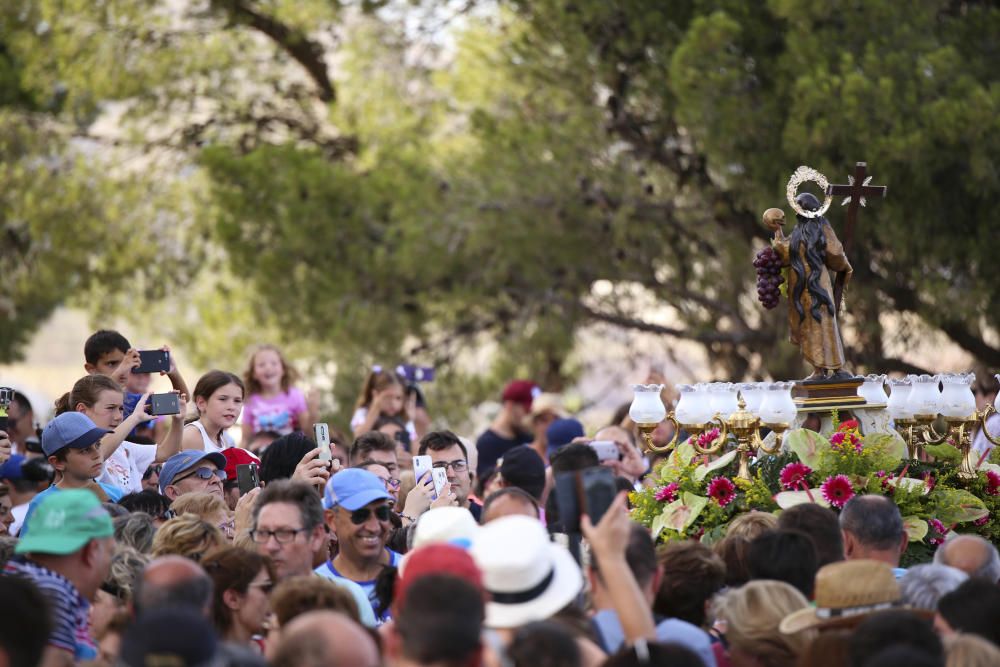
left=2, top=1, right=999, bottom=425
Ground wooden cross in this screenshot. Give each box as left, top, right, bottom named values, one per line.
left=825, top=161, right=887, bottom=256
left=826, top=162, right=886, bottom=313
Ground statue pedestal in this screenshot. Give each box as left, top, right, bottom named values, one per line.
left=759, top=403, right=892, bottom=452
left=794, top=376, right=866, bottom=410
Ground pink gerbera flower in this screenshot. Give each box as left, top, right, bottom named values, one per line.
left=974, top=515, right=990, bottom=527
left=928, top=518, right=947, bottom=546
left=696, top=428, right=722, bottom=450
left=779, top=462, right=813, bottom=491
left=986, top=470, right=1000, bottom=497
left=655, top=482, right=679, bottom=503
left=707, top=477, right=737, bottom=508
left=821, top=475, right=855, bottom=509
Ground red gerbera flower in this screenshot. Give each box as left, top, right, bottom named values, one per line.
left=986, top=470, right=1000, bottom=497
left=838, top=419, right=859, bottom=432
left=779, top=462, right=813, bottom=491
left=928, top=518, right=947, bottom=546
left=655, top=482, right=679, bottom=503
left=696, top=428, right=722, bottom=450
left=707, top=477, right=737, bottom=508
left=974, top=515, right=990, bottom=527
left=821, top=475, right=855, bottom=509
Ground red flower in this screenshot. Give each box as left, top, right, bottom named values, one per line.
left=928, top=518, right=947, bottom=546
left=830, top=431, right=862, bottom=454
left=821, top=475, right=855, bottom=509
left=923, top=472, right=936, bottom=492
left=779, top=462, right=813, bottom=490
left=974, top=515, right=990, bottom=527
left=838, top=419, right=860, bottom=432
left=707, top=477, right=737, bottom=508
left=696, top=428, right=722, bottom=449
left=986, top=471, right=1000, bottom=497
left=655, top=483, right=679, bottom=503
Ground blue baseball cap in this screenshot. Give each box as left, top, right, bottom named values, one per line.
left=41, top=413, right=111, bottom=457
left=546, top=418, right=585, bottom=455
left=323, top=468, right=391, bottom=511
left=159, top=450, right=227, bottom=493
left=0, top=454, right=26, bottom=481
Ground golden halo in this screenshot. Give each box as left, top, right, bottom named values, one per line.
left=786, top=166, right=833, bottom=219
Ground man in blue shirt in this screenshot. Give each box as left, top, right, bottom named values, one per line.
left=318, top=468, right=402, bottom=624
left=5, top=489, right=115, bottom=667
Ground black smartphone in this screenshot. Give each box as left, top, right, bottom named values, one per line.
left=148, top=393, right=180, bottom=416
left=554, top=466, right=618, bottom=534
left=0, top=386, right=12, bottom=432
left=237, top=463, right=260, bottom=495
left=133, top=350, right=171, bottom=374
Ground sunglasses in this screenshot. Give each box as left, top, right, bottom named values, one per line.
left=174, top=467, right=227, bottom=484
left=142, top=464, right=162, bottom=480
left=349, top=505, right=392, bottom=525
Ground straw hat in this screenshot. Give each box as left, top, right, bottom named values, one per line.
left=780, top=560, right=902, bottom=634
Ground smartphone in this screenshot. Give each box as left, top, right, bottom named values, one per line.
left=0, top=387, right=11, bottom=432
left=133, top=350, right=171, bottom=375
left=236, top=463, right=260, bottom=495
left=554, top=466, right=618, bottom=534
left=148, top=393, right=181, bottom=416
left=314, top=423, right=332, bottom=462
left=413, top=455, right=435, bottom=499
left=431, top=467, right=449, bottom=498
left=588, top=440, right=621, bottom=463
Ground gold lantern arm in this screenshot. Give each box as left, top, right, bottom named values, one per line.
left=918, top=422, right=950, bottom=446
left=980, top=405, right=1000, bottom=447
left=638, top=414, right=681, bottom=454
left=691, top=416, right=728, bottom=455
left=755, top=426, right=783, bottom=455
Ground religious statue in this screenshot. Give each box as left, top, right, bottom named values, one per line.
left=762, top=167, right=853, bottom=380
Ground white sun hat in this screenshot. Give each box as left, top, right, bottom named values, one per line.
left=470, top=514, right=583, bottom=629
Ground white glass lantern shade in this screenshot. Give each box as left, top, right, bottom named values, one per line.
left=859, top=374, right=889, bottom=405
left=887, top=378, right=913, bottom=420
left=708, top=382, right=740, bottom=420
left=759, top=382, right=797, bottom=425
left=906, top=374, right=941, bottom=418
left=675, top=384, right=711, bottom=425
left=629, top=384, right=667, bottom=425
left=736, top=383, right=766, bottom=414
left=939, top=373, right=977, bottom=419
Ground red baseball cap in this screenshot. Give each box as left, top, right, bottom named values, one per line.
left=221, top=447, right=260, bottom=483
left=502, top=380, right=538, bottom=410
left=394, top=544, right=484, bottom=612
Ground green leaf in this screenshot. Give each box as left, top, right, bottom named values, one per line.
left=863, top=432, right=908, bottom=461
left=786, top=429, right=827, bottom=469
left=694, top=450, right=738, bottom=481
left=923, top=443, right=962, bottom=463
left=903, top=516, right=929, bottom=542
left=931, top=489, right=989, bottom=525
left=655, top=492, right=710, bottom=537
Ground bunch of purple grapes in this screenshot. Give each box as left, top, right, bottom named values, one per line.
left=754, top=246, right=783, bottom=309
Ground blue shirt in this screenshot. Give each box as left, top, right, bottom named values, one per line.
left=592, top=609, right=718, bottom=667
left=5, top=558, right=97, bottom=661
left=20, top=484, right=124, bottom=538
left=311, top=568, right=379, bottom=628
left=318, top=549, right=402, bottom=625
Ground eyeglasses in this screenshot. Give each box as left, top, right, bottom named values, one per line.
left=142, top=464, right=162, bottom=480
left=349, top=505, right=392, bottom=525
left=217, top=518, right=236, bottom=537
left=379, top=477, right=401, bottom=491
left=249, top=527, right=308, bottom=544
left=174, top=467, right=227, bottom=484
left=247, top=581, right=274, bottom=595
left=432, top=459, right=468, bottom=473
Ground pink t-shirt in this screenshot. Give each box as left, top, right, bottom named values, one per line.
left=244, top=388, right=307, bottom=435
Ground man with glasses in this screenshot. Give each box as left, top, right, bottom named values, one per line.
left=319, top=469, right=401, bottom=624
left=159, top=450, right=227, bottom=501
left=251, top=479, right=376, bottom=627
left=419, top=430, right=480, bottom=521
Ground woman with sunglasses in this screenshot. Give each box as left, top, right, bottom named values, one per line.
left=202, top=546, right=277, bottom=651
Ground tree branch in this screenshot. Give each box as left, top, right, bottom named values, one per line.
left=217, top=0, right=336, bottom=103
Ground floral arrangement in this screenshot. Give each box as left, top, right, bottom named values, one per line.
left=630, top=416, right=997, bottom=563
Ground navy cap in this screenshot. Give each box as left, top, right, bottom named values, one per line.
left=41, top=413, right=111, bottom=457
left=0, top=454, right=26, bottom=481
left=159, top=450, right=227, bottom=493
left=545, top=418, right=585, bottom=455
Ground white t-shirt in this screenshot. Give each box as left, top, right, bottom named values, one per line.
left=100, top=441, right=158, bottom=494
left=973, top=411, right=1000, bottom=455
left=10, top=503, right=27, bottom=537
left=187, top=421, right=236, bottom=454
left=350, top=407, right=417, bottom=441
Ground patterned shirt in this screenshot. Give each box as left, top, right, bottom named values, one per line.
left=4, top=558, right=96, bottom=661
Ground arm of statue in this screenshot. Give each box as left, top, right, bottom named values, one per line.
left=763, top=208, right=790, bottom=265
left=824, top=225, right=852, bottom=286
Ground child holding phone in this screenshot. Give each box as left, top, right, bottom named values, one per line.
left=241, top=344, right=316, bottom=440
left=182, top=371, right=244, bottom=454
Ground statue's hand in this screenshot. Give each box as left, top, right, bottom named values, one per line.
left=763, top=208, right=786, bottom=232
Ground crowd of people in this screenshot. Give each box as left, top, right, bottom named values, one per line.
left=1, top=330, right=999, bottom=667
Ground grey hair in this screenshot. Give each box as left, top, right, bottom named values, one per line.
left=114, top=512, right=157, bottom=554
left=839, top=495, right=904, bottom=550
left=934, top=535, right=1000, bottom=583
left=899, top=563, right=968, bottom=610
left=252, top=479, right=324, bottom=531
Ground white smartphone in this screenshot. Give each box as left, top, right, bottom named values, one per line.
left=431, top=467, right=448, bottom=498
left=412, top=455, right=435, bottom=499
left=314, top=423, right=332, bottom=462
left=589, top=440, right=621, bottom=463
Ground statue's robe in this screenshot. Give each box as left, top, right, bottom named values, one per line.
left=774, top=223, right=852, bottom=371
